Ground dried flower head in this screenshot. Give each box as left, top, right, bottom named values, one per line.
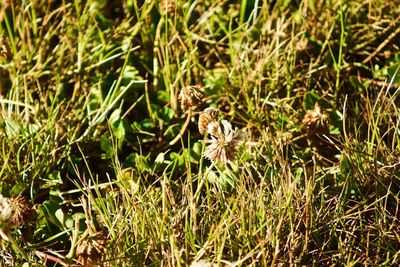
left=204, top=120, right=245, bottom=163
left=198, top=107, right=218, bottom=135
left=7, top=195, right=34, bottom=228
left=76, top=231, right=107, bottom=265
left=161, top=0, right=176, bottom=14
left=0, top=249, right=13, bottom=265
left=0, top=38, right=10, bottom=59
left=178, top=85, right=205, bottom=111
left=302, top=102, right=329, bottom=134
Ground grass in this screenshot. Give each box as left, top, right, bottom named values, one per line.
left=0, top=0, right=400, bottom=266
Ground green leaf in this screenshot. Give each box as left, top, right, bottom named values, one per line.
left=4, top=117, right=21, bottom=139
left=204, top=67, right=227, bottom=95
left=132, top=118, right=155, bottom=132
left=109, top=109, right=122, bottom=125
left=189, top=142, right=203, bottom=163
left=170, top=152, right=185, bottom=167
left=123, top=65, right=142, bottom=80
left=55, top=209, right=65, bottom=227
left=100, top=135, right=113, bottom=159
left=205, top=166, right=235, bottom=190
left=387, top=63, right=400, bottom=84
left=113, top=119, right=128, bottom=140
left=109, top=109, right=129, bottom=140
left=155, top=152, right=165, bottom=164
left=205, top=168, right=219, bottom=184
left=68, top=213, right=85, bottom=230
left=122, top=65, right=144, bottom=88
left=39, top=200, right=63, bottom=229
left=125, top=152, right=151, bottom=172
left=157, top=107, right=174, bottom=123
left=329, top=126, right=340, bottom=135
left=11, top=183, right=26, bottom=195
left=303, top=91, right=321, bottom=110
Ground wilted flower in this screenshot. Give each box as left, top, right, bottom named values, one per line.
left=7, top=195, right=34, bottom=228
left=178, top=85, right=205, bottom=111
left=204, top=120, right=245, bottom=163
left=0, top=37, right=10, bottom=59
left=161, top=0, right=176, bottom=14
left=0, top=249, right=13, bottom=265
left=302, top=102, right=329, bottom=134
left=76, top=231, right=107, bottom=265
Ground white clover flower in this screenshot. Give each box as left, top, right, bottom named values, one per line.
left=0, top=195, right=11, bottom=224
left=203, top=120, right=245, bottom=163
left=190, top=260, right=213, bottom=267
left=0, top=195, right=12, bottom=241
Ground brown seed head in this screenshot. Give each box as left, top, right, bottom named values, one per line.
left=0, top=38, right=10, bottom=59
left=302, top=102, right=329, bottom=134
left=161, top=0, right=176, bottom=14
left=76, top=231, right=107, bottom=265
left=7, top=195, right=34, bottom=228
left=178, top=85, right=205, bottom=111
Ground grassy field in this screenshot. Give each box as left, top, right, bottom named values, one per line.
left=0, top=0, right=400, bottom=266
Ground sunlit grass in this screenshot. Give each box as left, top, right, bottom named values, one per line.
left=0, top=0, right=399, bottom=266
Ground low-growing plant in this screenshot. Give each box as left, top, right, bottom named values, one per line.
left=0, top=0, right=399, bottom=265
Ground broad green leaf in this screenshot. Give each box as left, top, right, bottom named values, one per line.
left=303, top=91, right=321, bottom=110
